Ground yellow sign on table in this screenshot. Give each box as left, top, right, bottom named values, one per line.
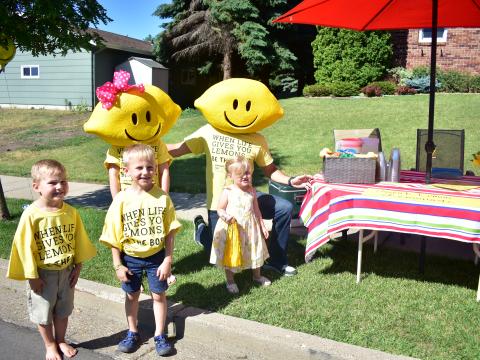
left=430, top=183, right=479, bottom=191
left=363, top=188, right=480, bottom=208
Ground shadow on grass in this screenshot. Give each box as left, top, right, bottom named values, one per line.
left=169, top=232, right=308, bottom=312
left=313, top=232, right=478, bottom=290
left=66, top=187, right=112, bottom=210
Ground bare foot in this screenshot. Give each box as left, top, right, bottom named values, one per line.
left=45, top=344, right=62, bottom=360
left=167, top=274, right=176, bottom=286
left=58, top=342, right=78, bottom=358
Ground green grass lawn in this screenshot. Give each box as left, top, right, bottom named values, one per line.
left=1, top=95, right=480, bottom=359
left=1, top=94, right=480, bottom=193
left=1, top=198, right=479, bottom=359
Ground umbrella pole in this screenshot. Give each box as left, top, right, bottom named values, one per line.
left=425, top=0, right=438, bottom=184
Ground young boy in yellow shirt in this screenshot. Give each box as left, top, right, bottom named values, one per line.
left=7, top=159, right=97, bottom=360
left=100, top=144, right=181, bottom=356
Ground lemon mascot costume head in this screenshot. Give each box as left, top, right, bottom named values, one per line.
left=84, top=70, right=181, bottom=192
left=194, top=78, right=283, bottom=134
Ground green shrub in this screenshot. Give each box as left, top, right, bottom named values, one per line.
left=469, top=75, right=480, bottom=93
left=405, top=76, right=441, bottom=93
left=412, top=66, right=430, bottom=77
left=437, top=70, right=470, bottom=93
left=312, top=28, right=393, bottom=88
left=302, top=84, right=332, bottom=97
left=329, top=81, right=359, bottom=97
left=388, top=67, right=413, bottom=85
left=395, top=85, right=417, bottom=95
left=369, top=81, right=396, bottom=95
left=361, top=85, right=382, bottom=97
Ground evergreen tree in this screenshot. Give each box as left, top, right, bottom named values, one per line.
left=312, top=28, right=393, bottom=87
left=154, top=0, right=314, bottom=93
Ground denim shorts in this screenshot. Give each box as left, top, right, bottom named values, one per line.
left=121, top=250, right=167, bottom=294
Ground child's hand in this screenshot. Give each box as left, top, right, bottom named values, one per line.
left=28, top=278, right=45, bottom=294
left=261, top=224, right=270, bottom=240
left=69, top=263, right=83, bottom=288
left=223, top=213, right=234, bottom=224
left=115, top=265, right=133, bottom=282
left=157, top=260, right=172, bottom=281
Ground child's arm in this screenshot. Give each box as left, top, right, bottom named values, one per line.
left=252, top=189, right=269, bottom=240
left=69, top=263, right=83, bottom=288
left=28, top=278, right=45, bottom=294
left=158, top=162, right=170, bottom=193
left=157, top=231, right=174, bottom=280
left=112, top=247, right=132, bottom=282
left=217, top=189, right=234, bottom=224
left=107, top=164, right=121, bottom=198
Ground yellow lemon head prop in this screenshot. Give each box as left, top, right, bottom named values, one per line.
left=0, top=37, right=16, bottom=71
left=194, top=78, right=283, bottom=134
left=84, top=84, right=181, bottom=147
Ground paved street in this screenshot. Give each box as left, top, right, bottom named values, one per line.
left=0, top=319, right=111, bottom=360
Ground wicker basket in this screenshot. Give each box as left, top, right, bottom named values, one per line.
left=323, top=157, right=376, bottom=184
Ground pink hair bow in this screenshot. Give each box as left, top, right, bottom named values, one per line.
left=96, top=70, right=145, bottom=110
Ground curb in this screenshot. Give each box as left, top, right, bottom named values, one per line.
left=0, top=258, right=416, bottom=360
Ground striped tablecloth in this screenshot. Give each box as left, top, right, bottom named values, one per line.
left=300, top=170, right=480, bottom=262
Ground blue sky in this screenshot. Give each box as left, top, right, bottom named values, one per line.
left=96, top=0, right=171, bottom=40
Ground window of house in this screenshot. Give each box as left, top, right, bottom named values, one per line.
left=21, top=65, right=40, bottom=79
left=419, top=28, right=448, bottom=44
left=180, top=69, right=196, bottom=85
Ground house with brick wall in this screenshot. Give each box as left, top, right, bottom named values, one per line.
left=391, top=28, right=480, bottom=74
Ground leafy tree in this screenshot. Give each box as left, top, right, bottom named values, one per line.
left=0, top=0, right=110, bottom=220
left=312, top=28, right=393, bottom=87
left=0, top=0, right=111, bottom=56
left=155, top=0, right=314, bottom=92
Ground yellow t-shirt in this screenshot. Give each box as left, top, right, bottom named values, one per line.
left=100, top=186, right=181, bottom=258
left=104, top=139, right=172, bottom=191
left=184, top=124, right=274, bottom=210
left=7, top=203, right=97, bottom=280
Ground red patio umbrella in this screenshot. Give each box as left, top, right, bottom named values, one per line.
left=275, top=0, right=480, bottom=183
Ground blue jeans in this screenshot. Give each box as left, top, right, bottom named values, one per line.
left=196, top=192, right=293, bottom=270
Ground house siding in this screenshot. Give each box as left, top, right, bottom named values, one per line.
left=392, top=28, right=480, bottom=74
left=0, top=50, right=93, bottom=109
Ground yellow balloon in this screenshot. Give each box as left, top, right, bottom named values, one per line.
left=84, top=84, right=181, bottom=146
left=194, top=78, right=284, bottom=134
left=0, top=38, right=16, bottom=71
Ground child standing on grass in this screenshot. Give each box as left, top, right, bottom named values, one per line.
left=210, top=156, right=271, bottom=294
left=100, top=144, right=181, bottom=356
left=7, top=159, right=97, bottom=360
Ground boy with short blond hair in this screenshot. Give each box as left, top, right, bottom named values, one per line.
left=7, top=159, right=97, bottom=360
left=100, top=144, right=181, bottom=356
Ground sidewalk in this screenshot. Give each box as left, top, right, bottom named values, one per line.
left=1, top=174, right=208, bottom=221
left=0, top=175, right=416, bottom=360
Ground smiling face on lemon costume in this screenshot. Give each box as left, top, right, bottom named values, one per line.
left=84, top=84, right=181, bottom=146
left=194, top=78, right=283, bottom=134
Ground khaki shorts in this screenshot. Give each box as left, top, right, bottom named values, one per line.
left=27, top=267, right=74, bottom=325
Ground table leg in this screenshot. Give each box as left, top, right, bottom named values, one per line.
left=474, top=243, right=479, bottom=266
left=419, top=235, right=426, bottom=274
left=374, top=231, right=378, bottom=253
left=477, top=274, right=480, bottom=302
left=357, top=230, right=364, bottom=283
